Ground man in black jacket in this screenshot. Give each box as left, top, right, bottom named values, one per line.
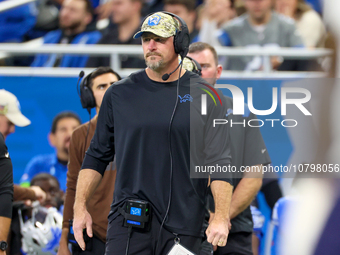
left=74, top=12, right=233, bottom=254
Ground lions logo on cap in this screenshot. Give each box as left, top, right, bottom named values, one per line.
left=0, top=104, right=8, bottom=115
left=148, top=14, right=161, bottom=26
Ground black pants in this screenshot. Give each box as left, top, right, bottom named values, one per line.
left=200, top=232, right=253, bottom=255
left=72, top=235, right=106, bottom=255
left=105, top=214, right=202, bottom=255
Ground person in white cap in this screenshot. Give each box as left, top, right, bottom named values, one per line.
left=0, top=89, right=31, bottom=140
left=0, top=89, right=45, bottom=255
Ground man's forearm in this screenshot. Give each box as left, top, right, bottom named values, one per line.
left=74, top=169, right=102, bottom=210
left=230, top=165, right=263, bottom=219
left=13, top=185, right=36, bottom=201
left=210, top=180, right=233, bottom=221
left=0, top=216, right=11, bottom=242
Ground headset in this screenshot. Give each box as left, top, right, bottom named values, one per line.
left=184, top=56, right=202, bottom=76
left=77, top=71, right=96, bottom=114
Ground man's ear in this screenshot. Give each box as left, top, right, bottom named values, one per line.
left=9, top=124, right=15, bottom=135
left=48, top=133, right=56, bottom=147
left=216, top=65, right=223, bottom=79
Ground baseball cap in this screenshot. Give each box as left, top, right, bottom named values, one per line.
left=134, top=12, right=180, bottom=39
left=0, top=89, right=31, bottom=127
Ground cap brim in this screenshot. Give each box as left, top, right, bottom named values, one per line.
left=133, top=29, right=172, bottom=39
left=6, top=113, right=31, bottom=127
left=133, top=31, right=143, bottom=39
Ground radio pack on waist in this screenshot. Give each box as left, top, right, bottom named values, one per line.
left=118, top=199, right=152, bottom=230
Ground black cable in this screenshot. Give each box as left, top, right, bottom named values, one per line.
left=125, top=226, right=132, bottom=255
left=154, top=62, right=183, bottom=255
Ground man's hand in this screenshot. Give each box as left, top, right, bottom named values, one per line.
left=72, top=169, right=102, bottom=250
left=206, top=215, right=230, bottom=247
left=73, top=204, right=93, bottom=251
left=208, top=180, right=233, bottom=247
left=271, top=56, right=283, bottom=70
left=57, top=228, right=71, bottom=255
left=24, top=186, right=46, bottom=206
left=95, top=2, right=113, bottom=20
left=208, top=212, right=231, bottom=251
left=30, top=186, right=46, bottom=203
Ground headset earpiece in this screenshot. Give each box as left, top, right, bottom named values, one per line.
left=79, top=72, right=96, bottom=113
left=184, top=56, right=202, bottom=76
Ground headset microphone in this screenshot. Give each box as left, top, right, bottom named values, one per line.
left=77, top=71, right=85, bottom=96
left=162, top=62, right=182, bottom=81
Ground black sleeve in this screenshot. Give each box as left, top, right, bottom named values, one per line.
left=243, top=112, right=271, bottom=167
left=81, top=85, right=115, bottom=175
left=206, top=91, right=232, bottom=185
left=207, top=187, right=215, bottom=213
left=0, top=134, right=13, bottom=218
left=0, top=194, right=12, bottom=218
left=261, top=180, right=283, bottom=210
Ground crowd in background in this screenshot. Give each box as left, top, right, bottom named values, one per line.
left=0, top=0, right=329, bottom=71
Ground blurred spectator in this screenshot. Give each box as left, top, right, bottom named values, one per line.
left=234, top=0, right=247, bottom=16
left=86, top=0, right=145, bottom=69
left=30, top=173, right=64, bottom=211
left=164, top=0, right=198, bottom=42
left=222, top=0, right=304, bottom=71
left=94, top=0, right=114, bottom=20
left=52, top=0, right=110, bottom=9
left=31, top=0, right=102, bottom=68
left=0, top=0, right=37, bottom=43
left=26, top=0, right=60, bottom=40
left=55, top=0, right=115, bottom=20
left=195, top=0, right=236, bottom=46
left=20, top=112, right=81, bottom=192
left=142, top=0, right=164, bottom=16
left=275, top=0, right=326, bottom=48
left=90, top=0, right=109, bottom=8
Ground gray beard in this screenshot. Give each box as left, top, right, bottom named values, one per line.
left=145, top=59, right=165, bottom=72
